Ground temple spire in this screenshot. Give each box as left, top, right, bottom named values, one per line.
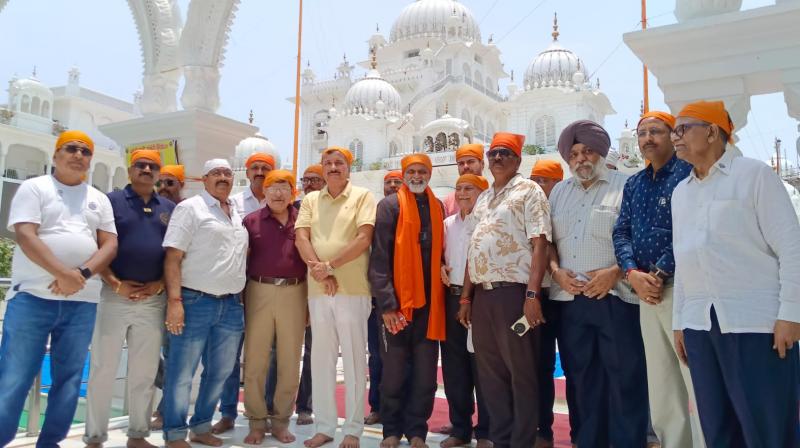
left=552, top=12, right=559, bottom=42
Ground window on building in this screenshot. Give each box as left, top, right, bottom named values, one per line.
left=389, top=141, right=399, bottom=156
left=31, top=97, right=41, bottom=115
left=424, top=136, right=434, bottom=153
left=406, top=49, right=420, bottom=58
left=448, top=133, right=460, bottom=152
left=533, top=115, right=556, bottom=148
left=348, top=138, right=364, bottom=167
left=41, top=101, right=50, bottom=117
left=435, top=133, right=447, bottom=152
left=21, top=95, right=30, bottom=113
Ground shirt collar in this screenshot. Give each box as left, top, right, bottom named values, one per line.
left=260, top=204, right=298, bottom=223
left=645, top=153, right=680, bottom=177
left=200, top=189, right=232, bottom=208
left=321, top=180, right=352, bottom=199
left=124, top=184, right=161, bottom=204
left=492, top=173, right=524, bottom=197
left=688, top=149, right=737, bottom=183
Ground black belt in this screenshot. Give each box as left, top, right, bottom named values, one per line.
left=182, top=287, right=233, bottom=299
left=478, top=281, right=525, bottom=291
left=248, top=276, right=305, bottom=286
left=448, top=285, right=463, bottom=296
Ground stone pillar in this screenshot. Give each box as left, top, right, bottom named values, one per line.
left=140, top=70, right=181, bottom=115
left=180, top=66, right=220, bottom=112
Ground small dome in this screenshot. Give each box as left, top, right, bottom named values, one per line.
left=343, top=68, right=402, bottom=118
left=235, top=133, right=281, bottom=168
left=9, top=73, right=54, bottom=117
left=390, top=0, right=481, bottom=43
left=524, top=14, right=588, bottom=90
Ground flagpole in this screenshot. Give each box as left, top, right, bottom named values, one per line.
left=291, top=0, right=304, bottom=178
left=642, top=0, right=649, bottom=114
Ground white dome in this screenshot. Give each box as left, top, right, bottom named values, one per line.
left=524, top=41, right=587, bottom=89
left=390, top=0, right=481, bottom=43
left=12, top=76, right=53, bottom=99
left=343, top=69, right=402, bottom=118
left=234, top=133, right=281, bottom=168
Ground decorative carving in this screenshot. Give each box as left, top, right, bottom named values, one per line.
left=181, top=66, right=221, bottom=112
left=141, top=70, right=181, bottom=114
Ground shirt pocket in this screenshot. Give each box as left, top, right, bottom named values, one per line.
left=708, top=199, right=756, bottom=238
left=589, top=205, right=618, bottom=241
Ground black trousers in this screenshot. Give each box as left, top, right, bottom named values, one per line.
left=472, top=283, right=540, bottom=448
left=367, top=298, right=383, bottom=413
left=560, top=294, right=648, bottom=448
left=440, top=292, right=490, bottom=441
left=379, top=306, right=439, bottom=441
left=537, top=292, right=580, bottom=443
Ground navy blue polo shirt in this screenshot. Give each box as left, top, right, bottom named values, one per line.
left=108, top=185, right=176, bottom=283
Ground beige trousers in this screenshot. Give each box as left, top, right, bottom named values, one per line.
left=83, top=284, right=165, bottom=443
left=243, top=280, right=308, bottom=430
left=641, top=286, right=705, bottom=448
left=308, top=294, right=371, bottom=439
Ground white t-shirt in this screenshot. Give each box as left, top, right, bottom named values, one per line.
left=6, top=175, right=116, bottom=303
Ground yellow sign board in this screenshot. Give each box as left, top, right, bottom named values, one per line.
left=125, top=139, right=179, bottom=166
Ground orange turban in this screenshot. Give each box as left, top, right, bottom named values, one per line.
left=246, top=152, right=275, bottom=169
left=160, top=165, right=185, bottom=183
left=384, top=170, right=403, bottom=181
left=637, top=111, right=676, bottom=130
left=455, top=143, right=484, bottom=161
left=490, top=132, right=526, bottom=156
left=263, top=169, right=296, bottom=197
left=322, top=146, right=354, bottom=165
left=130, top=149, right=162, bottom=167
left=678, top=100, right=734, bottom=143
left=531, top=159, right=564, bottom=181
left=456, top=174, right=489, bottom=191
left=56, top=130, right=94, bottom=153
left=401, top=154, right=432, bottom=173
left=304, top=164, right=323, bottom=177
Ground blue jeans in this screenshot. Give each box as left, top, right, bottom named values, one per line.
left=0, top=292, right=97, bottom=448
left=162, top=290, right=243, bottom=442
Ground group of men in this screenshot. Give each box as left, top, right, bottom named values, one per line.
left=0, top=97, right=798, bottom=448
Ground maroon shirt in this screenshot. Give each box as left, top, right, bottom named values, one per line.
left=243, top=205, right=307, bottom=279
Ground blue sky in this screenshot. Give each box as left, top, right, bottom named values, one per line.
left=1, top=0, right=797, bottom=168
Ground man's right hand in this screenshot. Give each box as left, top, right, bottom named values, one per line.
left=51, top=269, right=86, bottom=296
left=440, top=265, right=452, bottom=286
left=165, top=301, right=185, bottom=336
left=321, top=276, right=338, bottom=296
left=117, top=280, right=146, bottom=300
left=456, top=303, right=471, bottom=328
left=382, top=311, right=409, bottom=335
left=552, top=268, right=586, bottom=296
left=629, top=270, right=663, bottom=305
left=674, top=330, right=688, bottom=366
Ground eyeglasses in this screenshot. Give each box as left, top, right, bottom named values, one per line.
left=132, top=161, right=161, bottom=171
left=62, top=145, right=92, bottom=157
left=156, top=179, right=177, bottom=188
left=301, top=177, right=324, bottom=184
left=671, top=123, right=709, bottom=139
left=636, top=128, right=669, bottom=138
left=207, top=169, right=234, bottom=177
left=487, top=148, right=517, bottom=159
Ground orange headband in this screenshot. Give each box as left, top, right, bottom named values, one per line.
left=677, top=100, right=734, bottom=143
left=455, top=143, right=484, bottom=161
left=531, top=159, right=564, bottom=181
left=130, top=149, right=162, bottom=167
left=56, top=130, right=94, bottom=153
left=384, top=170, right=403, bottom=181
left=456, top=174, right=489, bottom=191
left=637, top=111, right=676, bottom=130
left=263, top=169, right=297, bottom=198
left=160, top=165, right=185, bottom=182
left=246, top=153, right=275, bottom=169
left=322, top=146, right=354, bottom=165
left=401, top=154, right=432, bottom=173
left=304, top=164, right=323, bottom=177
left=490, top=132, right=526, bottom=156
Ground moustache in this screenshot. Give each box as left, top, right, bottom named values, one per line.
left=215, top=180, right=230, bottom=186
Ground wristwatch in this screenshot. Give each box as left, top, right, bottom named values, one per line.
left=325, top=261, right=335, bottom=276
left=525, top=290, right=539, bottom=300
left=79, top=266, right=92, bottom=279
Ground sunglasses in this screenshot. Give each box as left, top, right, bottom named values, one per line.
left=487, top=148, right=516, bottom=159
left=62, top=145, right=92, bottom=157
left=156, top=179, right=177, bottom=188
left=133, top=161, right=161, bottom=171
left=301, top=177, right=324, bottom=184
left=671, top=123, right=710, bottom=139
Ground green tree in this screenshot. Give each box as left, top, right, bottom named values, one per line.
left=522, top=144, right=545, bottom=155
left=0, top=238, right=13, bottom=278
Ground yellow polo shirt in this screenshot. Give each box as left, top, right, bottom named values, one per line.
left=295, top=181, right=377, bottom=297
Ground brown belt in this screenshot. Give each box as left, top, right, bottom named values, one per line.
left=479, top=281, right=525, bottom=291
left=448, top=285, right=464, bottom=296
left=248, top=276, right=305, bottom=286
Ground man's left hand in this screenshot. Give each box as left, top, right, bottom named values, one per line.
left=773, top=320, right=800, bottom=359
left=584, top=267, right=620, bottom=299
left=523, top=298, right=546, bottom=328
left=307, top=260, right=329, bottom=282
left=130, top=280, right=163, bottom=301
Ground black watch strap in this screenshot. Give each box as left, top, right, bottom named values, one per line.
left=79, top=267, right=92, bottom=279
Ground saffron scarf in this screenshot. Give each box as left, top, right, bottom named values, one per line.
left=393, top=183, right=445, bottom=341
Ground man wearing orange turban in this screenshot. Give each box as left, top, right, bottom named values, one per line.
left=321, top=146, right=354, bottom=166
left=383, top=170, right=403, bottom=197
left=462, top=129, right=551, bottom=447
left=670, top=99, right=800, bottom=447
left=613, top=109, right=700, bottom=448
left=439, top=173, right=491, bottom=448
left=369, top=152, right=446, bottom=448
left=1, top=128, right=117, bottom=448
left=157, top=165, right=185, bottom=204
left=239, top=169, right=308, bottom=444
left=84, top=146, right=175, bottom=448
left=301, top=164, right=326, bottom=196
left=530, top=159, right=564, bottom=198
left=443, top=143, right=486, bottom=217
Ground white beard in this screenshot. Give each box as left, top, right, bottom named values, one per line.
left=407, top=180, right=428, bottom=194
left=570, top=158, right=607, bottom=182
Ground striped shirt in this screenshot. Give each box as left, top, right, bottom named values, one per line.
left=549, top=169, right=637, bottom=304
